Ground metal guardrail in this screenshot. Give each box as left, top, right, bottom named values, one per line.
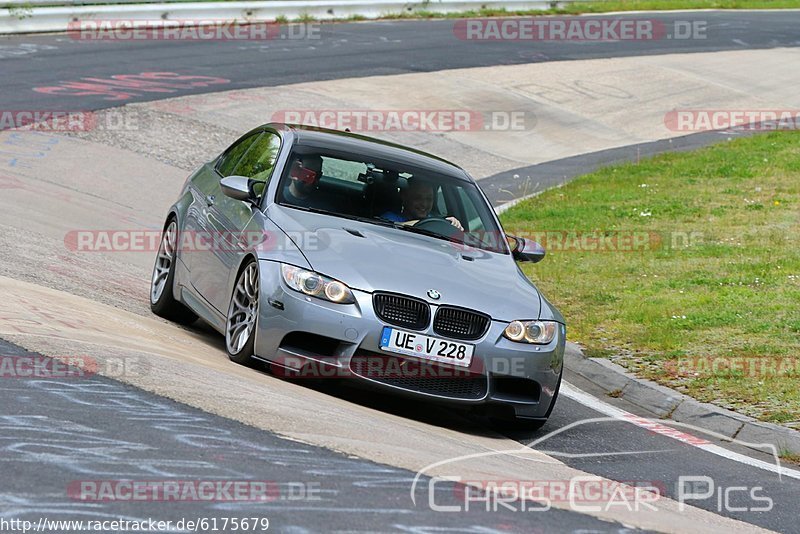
left=2, top=0, right=566, bottom=7
left=0, top=0, right=569, bottom=34
left=2, top=0, right=315, bottom=5
left=3, top=0, right=199, bottom=5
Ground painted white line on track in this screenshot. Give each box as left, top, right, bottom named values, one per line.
left=561, top=382, right=800, bottom=481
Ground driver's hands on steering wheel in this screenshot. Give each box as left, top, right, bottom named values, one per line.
left=445, top=216, right=463, bottom=231
left=408, top=216, right=464, bottom=231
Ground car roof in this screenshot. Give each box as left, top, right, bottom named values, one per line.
left=265, top=123, right=470, bottom=180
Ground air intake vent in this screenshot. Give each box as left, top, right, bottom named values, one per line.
left=344, top=228, right=365, bottom=238
left=351, top=352, right=488, bottom=400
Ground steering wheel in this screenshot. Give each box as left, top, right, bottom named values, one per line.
left=412, top=217, right=462, bottom=238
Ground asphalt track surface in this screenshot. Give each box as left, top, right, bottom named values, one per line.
left=2, top=10, right=800, bottom=534
left=0, top=339, right=636, bottom=534
left=0, top=12, right=799, bottom=111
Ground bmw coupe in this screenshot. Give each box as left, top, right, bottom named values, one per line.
left=150, top=123, right=565, bottom=429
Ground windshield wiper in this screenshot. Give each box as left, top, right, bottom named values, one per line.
left=280, top=204, right=336, bottom=216
left=280, top=205, right=496, bottom=249
left=281, top=204, right=400, bottom=228
left=348, top=215, right=396, bottom=228
left=393, top=223, right=505, bottom=253
left=390, top=223, right=457, bottom=242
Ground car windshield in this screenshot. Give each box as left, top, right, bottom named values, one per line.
left=275, top=147, right=509, bottom=254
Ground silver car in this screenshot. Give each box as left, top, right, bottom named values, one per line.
left=150, top=123, right=565, bottom=429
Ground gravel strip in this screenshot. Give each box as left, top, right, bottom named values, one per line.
left=62, top=105, right=240, bottom=171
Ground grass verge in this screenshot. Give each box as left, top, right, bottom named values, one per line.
left=500, top=130, right=800, bottom=425
left=780, top=451, right=800, bottom=465
left=380, top=0, right=800, bottom=20
left=564, top=0, right=800, bottom=12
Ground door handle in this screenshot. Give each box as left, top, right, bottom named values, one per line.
left=205, top=195, right=215, bottom=206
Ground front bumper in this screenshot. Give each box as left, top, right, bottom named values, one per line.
left=254, top=260, right=565, bottom=419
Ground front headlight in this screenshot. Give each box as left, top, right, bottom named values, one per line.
left=503, top=320, right=557, bottom=344
left=281, top=264, right=355, bottom=304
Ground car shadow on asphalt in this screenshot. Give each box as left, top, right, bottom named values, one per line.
left=176, top=319, right=546, bottom=442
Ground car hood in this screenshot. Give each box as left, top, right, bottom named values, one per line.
left=268, top=205, right=542, bottom=321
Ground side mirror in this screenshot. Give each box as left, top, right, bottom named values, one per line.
left=220, top=176, right=256, bottom=203
left=507, top=235, right=546, bottom=263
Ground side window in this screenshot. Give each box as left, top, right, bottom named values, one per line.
left=322, top=158, right=367, bottom=183
left=231, top=132, right=281, bottom=183
left=217, top=133, right=261, bottom=177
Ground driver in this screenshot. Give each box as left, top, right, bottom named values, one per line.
left=282, top=154, right=337, bottom=212
left=381, top=177, right=463, bottom=230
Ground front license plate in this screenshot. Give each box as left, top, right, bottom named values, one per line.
left=379, top=327, right=474, bottom=368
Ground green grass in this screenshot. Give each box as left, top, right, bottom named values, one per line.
left=500, top=131, right=800, bottom=424
left=313, top=0, right=800, bottom=24
left=294, top=12, right=318, bottom=23
left=565, top=0, right=800, bottom=12
left=380, top=0, right=800, bottom=18
left=781, top=451, right=800, bottom=465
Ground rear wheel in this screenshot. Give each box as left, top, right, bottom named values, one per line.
left=226, top=260, right=260, bottom=365
left=150, top=219, right=197, bottom=325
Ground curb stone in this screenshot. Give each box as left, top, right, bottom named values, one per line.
left=563, top=342, right=800, bottom=456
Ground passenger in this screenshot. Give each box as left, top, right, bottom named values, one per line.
left=381, top=177, right=463, bottom=230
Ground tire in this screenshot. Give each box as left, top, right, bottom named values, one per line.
left=150, top=218, right=197, bottom=325
left=225, top=260, right=259, bottom=365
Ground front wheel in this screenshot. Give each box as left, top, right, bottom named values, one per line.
left=225, top=260, right=260, bottom=365
left=150, top=219, right=197, bottom=325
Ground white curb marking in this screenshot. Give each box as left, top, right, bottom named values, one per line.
left=562, top=382, right=800, bottom=481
